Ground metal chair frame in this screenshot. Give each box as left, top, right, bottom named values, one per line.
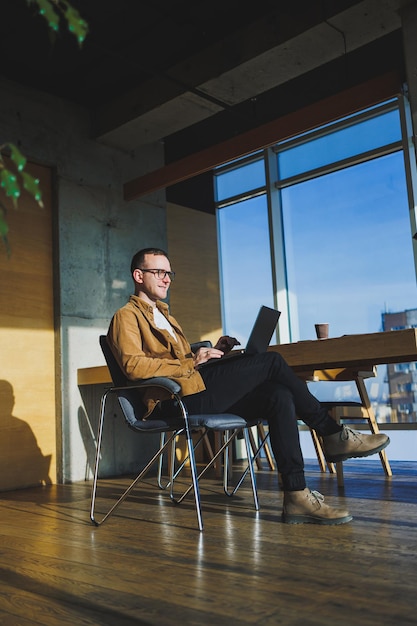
left=90, top=377, right=203, bottom=529
left=164, top=420, right=261, bottom=510
left=90, top=336, right=262, bottom=531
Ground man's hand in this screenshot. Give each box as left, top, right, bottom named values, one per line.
left=193, top=345, right=224, bottom=368
left=193, top=336, right=241, bottom=369
left=214, top=335, right=241, bottom=354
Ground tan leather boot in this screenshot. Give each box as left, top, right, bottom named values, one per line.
left=282, top=488, right=352, bottom=525
left=323, top=425, right=390, bottom=463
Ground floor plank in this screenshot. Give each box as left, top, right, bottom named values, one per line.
left=0, top=460, right=416, bottom=625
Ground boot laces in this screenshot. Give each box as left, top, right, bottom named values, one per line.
left=341, top=425, right=361, bottom=442
left=308, top=490, right=325, bottom=505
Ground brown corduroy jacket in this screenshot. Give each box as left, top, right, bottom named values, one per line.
left=107, top=295, right=205, bottom=417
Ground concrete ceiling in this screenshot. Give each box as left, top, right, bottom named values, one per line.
left=0, top=0, right=411, bottom=153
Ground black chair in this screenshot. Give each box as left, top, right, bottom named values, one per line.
left=90, top=336, right=261, bottom=531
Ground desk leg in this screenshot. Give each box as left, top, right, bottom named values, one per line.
left=248, top=428, right=264, bottom=470
left=310, top=429, right=334, bottom=473
left=256, top=423, right=275, bottom=471
left=355, top=375, right=392, bottom=477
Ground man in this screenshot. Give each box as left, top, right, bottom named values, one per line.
left=107, top=247, right=390, bottom=525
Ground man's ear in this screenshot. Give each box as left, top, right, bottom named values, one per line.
left=133, top=268, right=143, bottom=283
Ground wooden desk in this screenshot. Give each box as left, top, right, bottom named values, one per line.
left=78, top=329, right=417, bottom=385
left=268, top=328, right=417, bottom=372
left=78, top=365, right=111, bottom=386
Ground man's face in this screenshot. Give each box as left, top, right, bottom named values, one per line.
left=133, top=253, right=173, bottom=303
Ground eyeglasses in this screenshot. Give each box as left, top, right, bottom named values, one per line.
left=139, top=268, right=176, bottom=281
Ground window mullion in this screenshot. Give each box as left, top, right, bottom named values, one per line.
left=398, top=93, right=417, bottom=282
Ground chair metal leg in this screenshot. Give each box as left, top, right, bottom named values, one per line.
left=90, top=393, right=180, bottom=526
left=231, top=426, right=272, bottom=492
left=174, top=431, right=237, bottom=504
left=172, top=429, right=240, bottom=503
left=90, top=390, right=204, bottom=531
left=175, top=400, right=204, bottom=531
left=157, top=432, right=178, bottom=489
left=224, top=428, right=259, bottom=510
left=165, top=428, right=207, bottom=491
left=90, top=390, right=108, bottom=525
left=173, top=427, right=260, bottom=512
left=157, top=432, right=166, bottom=488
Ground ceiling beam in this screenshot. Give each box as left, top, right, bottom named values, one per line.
left=96, top=1, right=364, bottom=139
left=123, top=71, right=402, bottom=202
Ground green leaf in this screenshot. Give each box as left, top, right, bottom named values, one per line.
left=0, top=169, right=21, bottom=206
left=21, top=171, right=44, bottom=208
left=9, top=143, right=27, bottom=172
left=36, top=0, right=60, bottom=31
left=64, top=4, right=89, bottom=45
left=27, top=0, right=89, bottom=45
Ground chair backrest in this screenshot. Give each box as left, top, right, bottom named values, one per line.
left=99, top=335, right=185, bottom=432
left=99, top=335, right=128, bottom=387
left=99, top=335, right=148, bottom=427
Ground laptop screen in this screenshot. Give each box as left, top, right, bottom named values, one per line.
left=245, top=306, right=281, bottom=354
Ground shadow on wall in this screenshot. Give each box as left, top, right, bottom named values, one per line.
left=0, top=380, right=52, bottom=491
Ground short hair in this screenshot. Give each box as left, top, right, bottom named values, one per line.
left=130, top=248, right=169, bottom=274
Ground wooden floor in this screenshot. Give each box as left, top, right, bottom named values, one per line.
left=0, top=459, right=416, bottom=626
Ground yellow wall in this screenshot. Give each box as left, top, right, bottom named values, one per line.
left=167, top=203, right=223, bottom=345
left=0, top=162, right=56, bottom=489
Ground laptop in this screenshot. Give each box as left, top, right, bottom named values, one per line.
left=203, top=305, right=281, bottom=366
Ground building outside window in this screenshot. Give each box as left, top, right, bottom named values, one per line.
left=214, top=96, right=417, bottom=423
left=383, top=309, right=417, bottom=423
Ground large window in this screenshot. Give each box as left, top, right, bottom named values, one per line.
left=215, top=156, right=273, bottom=341
left=214, top=97, right=417, bottom=423
left=216, top=195, right=274, bottom=341
left=281, top=151, right=414, bottom=340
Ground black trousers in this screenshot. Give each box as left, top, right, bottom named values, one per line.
left=181, top=351, right=341, bottom=491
